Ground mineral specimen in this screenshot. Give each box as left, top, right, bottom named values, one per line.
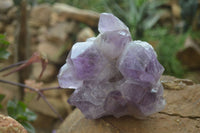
left=58, top=13, right=165, bottom=119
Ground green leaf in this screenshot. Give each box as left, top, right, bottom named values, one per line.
left=7, top=100, right=17, bottom=119
left=0, top=50, right=10, bottom=59
left=138, top=1, right=148, bottom=23
left=15, top=101, right=32, bottom=122
left=16, top=114, right=28, bottom=122
left=129, top=0, right=137, bottom=17
left=144, top=13, right=161, bottom=30
left=0, top=34, right=10, bottom=59
left=13, top=0, right=22, bottom=6
left=25, top=109, right=37, bottom=121
left=7, top=100, right=36, bottom=133
left=17, top=101, right=26, bottom=114
left=0, top=94, right=5, bottom=102
left=148, top=1, right=164, bottom=10
left=0, top=34, right=9, bottom=46
left=0, top=35, right=3, bottom=38
left=0, top=40, right=9, bottom=46
left=21, top=121, right=35, bottom=133
left=0, top=94, right=5, bottom=109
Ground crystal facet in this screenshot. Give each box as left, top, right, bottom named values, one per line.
left=58, top=13, right=165, bottom=119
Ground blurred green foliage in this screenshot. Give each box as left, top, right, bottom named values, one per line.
left=0, top=34, right=10, bottom=60
left=7, top=100, right=37, bottom=133
left=157, top=34, right=186, bottom=77
left=13, top=0, right=37, bottom=6
left=179, top=0, right=198, bottom=32
left=144, top=27, right=186, bottom=77
left=190, top=30, right=200, bottom=43
left=0, top=94, right=5, bottom=109
left=36, top=0, right=188, bottom=77
left=13, top=0, right=22, bottom=6
left=38, top=0, right=163, bottom=39
left=37, top=0, right=56, bottom=4
left=36, top=0, right=163, bottom=39
left=104, top=0, right=164, bottom=39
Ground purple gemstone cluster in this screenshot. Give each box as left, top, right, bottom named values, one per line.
left=58, top=13, right=165, bottom=119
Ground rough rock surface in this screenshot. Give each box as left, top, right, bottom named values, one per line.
left=30, top=4, right=52, bottom=27
left=0, top=3, right=98, bottom=67
left=0, top=114, right=27, bottom=133
left=77, top=27, right=95, bottom=42
left=53, top=3, right=99, bottom=27
left=24, top=81, right=72, bottom=133
left=46, top=21, right=76, bottom=44
left=177, top=36, right=200, bottom=69
left=57, top=75, right=200, bottom=133
left=37, top=41, right=64, bottom=63
left=24, top=81, right=72, bottom=119
left=32, top=63, right=57, bottom=82
left=0, top=0, right=13, bottom=12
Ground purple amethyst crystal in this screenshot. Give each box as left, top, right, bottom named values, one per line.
left=58, top=13, right=165, bottom=119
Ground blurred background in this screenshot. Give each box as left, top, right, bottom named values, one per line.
left=0, top=0, right=200, bottom=132
left=1, top=0, right=200, bottom=81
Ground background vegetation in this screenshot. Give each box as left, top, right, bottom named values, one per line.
left=36, top=0, right=200, bottom=78
left=9, top=0, right=200, bottom=78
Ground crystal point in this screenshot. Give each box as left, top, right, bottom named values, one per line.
left=98, top=13, right=129, bottom=33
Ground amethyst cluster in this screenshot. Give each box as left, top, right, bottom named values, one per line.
left=58, top=13, right=165, bottom=119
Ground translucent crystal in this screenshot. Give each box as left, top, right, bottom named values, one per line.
left=118, top=41, right=164, bottom=88
left=98, top=13, right=129, bottom=33
left=57, top=13, right=165, bottom=119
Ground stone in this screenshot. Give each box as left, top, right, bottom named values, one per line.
left=0, top=114, right=27, bottom=133
left=37, top=42, right=62, bottom=63
left=23, top=81, right=72, bottom=133
left=5, top=25, right=15, bottom=36
left=0, top=14, right=8, bottom=23
left=184, top=71, right=200, bottom=83
left=32, top=63, right=57, bottom=82
left=58, top=13, right=165, bottom=119
left=161, top=75, right=194, bottom=90
left=160, top=76, right=200, bottom=117
left=28, top=97, right=66, bottom=118
left=50, top=12, right=60, bottom=26
left=56, top=76, right=200, bottom=133
left=26, top=93, right=71, bottom=118
left=31, top=113, right=56, bottom=133
left=177, top=36, right=200, bottom=69
left=42, top=81, right=73, bottom=114
left=159, top=10, right=172, bottom=26
left=0, top=69, right=19, bottom=100
left=77, top=27, right=95, bottom=42
left=171, top=2, right=181, bottom=19
left=0, top=0, right=13, bottom=12
left=29, top=4, right=52, bottom=27
left=46, top=21, right=76, bottom=44
left=37, top=27, right=48, bottom=42
left=38, top=26, right=48, bottom=35
left=24, top=80, right=72, bottom=118
left=7, top=7, right=18, bottom=21
left=53, top=3, right=99, bottom=27
left=29, top=28, right=40, bottom=47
